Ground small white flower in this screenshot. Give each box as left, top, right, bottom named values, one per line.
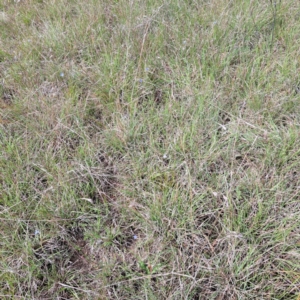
left=60, top=72, right=64, bottom=78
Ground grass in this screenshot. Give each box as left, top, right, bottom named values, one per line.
left=1, top=0, right=300, bottom=299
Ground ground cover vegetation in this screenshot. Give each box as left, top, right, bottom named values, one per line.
left=1, top=0, right=300, bottom=299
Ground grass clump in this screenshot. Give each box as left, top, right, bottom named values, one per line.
left=1, top=0, right=300, bottom=299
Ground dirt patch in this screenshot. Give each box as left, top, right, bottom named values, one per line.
left=0, top=86, right=16, bottom=125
